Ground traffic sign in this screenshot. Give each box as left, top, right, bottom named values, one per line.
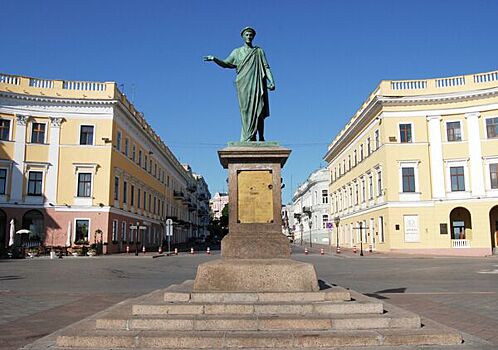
left=129, top=225, right=138, bottom=230
left=139, top=226, right=147, bottom=230
left=165, top=219, right=173, bottom=236
left=326, top=222, right=333, bottom=229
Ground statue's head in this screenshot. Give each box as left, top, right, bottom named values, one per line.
left=240, top=26, right=256, bottom=38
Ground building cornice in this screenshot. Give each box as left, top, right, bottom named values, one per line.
left=0, top=91, right=114, bottom=106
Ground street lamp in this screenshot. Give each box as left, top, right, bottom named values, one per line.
left=359, top=222, right=364, bottom=256
left=303, top=207, right=312, bottom=248
left=334, top=216, right=340, bottom=253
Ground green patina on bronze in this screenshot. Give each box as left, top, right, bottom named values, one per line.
left=204, top=27, right=275, bottom=142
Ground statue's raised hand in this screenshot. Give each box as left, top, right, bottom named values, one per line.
left=268, top=83, right=275, bottom=91
left=203, top=55, right=214, bottom=61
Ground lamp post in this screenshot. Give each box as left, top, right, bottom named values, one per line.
left=359, top=221, right=364, bottom=256
left=134, top=221, right=140, bottom=256
left=303, top=207, right=312, bottom=248
left=334, top=216, right=340, bottom=252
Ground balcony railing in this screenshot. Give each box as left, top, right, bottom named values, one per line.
left=451, top=239, right=470, bottom=248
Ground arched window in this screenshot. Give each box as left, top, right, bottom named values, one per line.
left=22, top=210, right=44, bottom=241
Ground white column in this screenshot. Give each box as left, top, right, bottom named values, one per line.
left=10, top=115, right=28, bottom=202
left=427, top=115, right=445, bottom=198
left=46, top=117, right=63, bottom=203
left=466, top=112, right=485, bottom=196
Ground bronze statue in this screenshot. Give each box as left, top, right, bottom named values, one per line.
left=204, top=27, right=275, bottom=142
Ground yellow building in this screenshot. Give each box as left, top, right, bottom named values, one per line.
left=0, top=73, right=211, bottom=254
left=324, top=70, right=498, bottom=256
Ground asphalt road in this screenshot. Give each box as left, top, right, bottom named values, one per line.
left=0, top=248, right=497, bottom=349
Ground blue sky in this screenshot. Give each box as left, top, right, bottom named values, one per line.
left=2, top=0, right=498, bottom=203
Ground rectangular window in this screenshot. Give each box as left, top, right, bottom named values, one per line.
left=144, top=155, right=148, bottom=170
left=114, top=177, right=119, bottom=200
left=349, top=187, right=353, bottom=207
left=402, top=167, right=416, bottom=192
left=137, top=188, right=141, bottom=208
left=124, top=138, right=129, bottom=156
left=375, top=130, right=380, bottom=149
left=112, top=220, right=118, bottom=241
left=116, top=131, right=122, bottom=151
left=0, top=169, right=6, bottom=194
left=27, top=171, right=43, bottom=196
left=360, top=144, right=364, bottom=161
left=490, top=164, right=498, bottom=189
left=361, top=179, right=366, bottom=202
left=354, top=150, right=357, bottom=166
left=154, top=163, right=157, bottom=177
left=77, top=173, right=92, bottom=197
left=132, top=144, right=136, bottom=161
left=486, top=117, right=498, bottom=139
left=31, top=123, right=46, bottom=143
left=143, top=191, right=147, bottom=211
left=367, top=137, right=371, bottom=156
left=446, top=121, right=462, bottom=141
left=322, top=190, right=328, bottom=204
left=322, top=214, right=329, bottom=229
left=75, top=219, right=89, bottom=243
left=80, top=125, right=94, bottom=145
left=123, top=181, right=128, bottom=204
left=0, top=120, right=10, bottom=141
left=355, top=184, right=359, bottom=205
left=130, top=185, right=135, bottom=206
left=149, top=194, right=152, bottom=211
left=121, top=221, right=126, bottom=241
left=149, top=160, right=152, bottom=173
left=450, top=166, right=465, bottom=191
left=377, top=171, right=382, bottom=196
left=138, top=150, right=142, bottom=166
left=369, top=175, right=373, bottom=199
left=378, top=216, right=384, bottom=243
left=399, top=123, right=412, bottom=143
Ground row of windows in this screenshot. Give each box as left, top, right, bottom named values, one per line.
left=0, top=120, right=48, bottom=144
left=332, top=130, right=380, bottom=182
left=332, top=169, right=382, bottom=213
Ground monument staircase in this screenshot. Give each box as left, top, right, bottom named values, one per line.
left=48, top=279, right=462, bottom=349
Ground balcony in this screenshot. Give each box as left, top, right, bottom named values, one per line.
left=451, top=239, right=471, bottom=248
left=173, top=190, right=184, bottom=199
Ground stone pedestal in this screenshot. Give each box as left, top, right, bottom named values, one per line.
left=194, top=142, right=319, bottom=292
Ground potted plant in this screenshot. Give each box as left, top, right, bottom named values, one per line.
left=87, top=243, right=97, bottom=256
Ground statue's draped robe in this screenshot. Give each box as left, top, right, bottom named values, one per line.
left=226, top=47, right=271, bottom=142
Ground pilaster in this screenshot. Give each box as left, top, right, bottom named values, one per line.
left=10, top=114, right=29, bottom=202
left=46, top=117, right=64, bottom=203
left=427, top=115, right=445, bottom=198
left=465, top=112, right=484, bottom=196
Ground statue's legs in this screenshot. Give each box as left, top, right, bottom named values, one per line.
left=257, top=116, right=265, bottom=141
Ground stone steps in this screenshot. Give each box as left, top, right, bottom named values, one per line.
left=56, top=326, right=462, bottom=349
left=49, top=280, right=463, bottom=349
left=96, top=313, right=421, bottom=331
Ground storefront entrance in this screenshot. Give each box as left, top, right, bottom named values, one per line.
left=0, top=209, right=6, bottom=249
left=449, top=207, right=472, bottom=248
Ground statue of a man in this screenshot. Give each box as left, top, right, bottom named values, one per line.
left=204, top=27, right=275, bottom=142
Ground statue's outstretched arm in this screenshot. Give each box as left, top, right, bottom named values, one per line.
left=203, top=55, right=236, bottom=69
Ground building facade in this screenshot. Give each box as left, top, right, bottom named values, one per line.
left=209, top=192, right=228, bottom=220
left=324, top=70, right=498, bottom=256
left=288, top=168, right=330, bottom=246
left=0, top=73, right=210, bottom=254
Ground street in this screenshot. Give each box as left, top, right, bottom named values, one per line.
left=0, top=248, right=497, bottom=349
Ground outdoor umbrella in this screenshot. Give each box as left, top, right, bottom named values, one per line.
left=66, top=221, right=72, bottom=247
left=8, top=219, right=14, bottom=247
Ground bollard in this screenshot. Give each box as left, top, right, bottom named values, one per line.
left=369, top=244, right=372, bottom=253
left=190, top=247, right=194, bottom=255
left=158, top=246, right=162, bottom=254
left=353, top=245, right=357, bottom=254
left=174, top=248, right=178, bottom=255
left=320, top=248, right=324, bottom=255
left=142, top=246, right=146, bottom=255
left=304, top=247, right=309, bottom=255
left=126, top=245, right=130, bottom=254
left=336, top=246, right=341, bottom=254
left=206, top=247, right=210, bottom=255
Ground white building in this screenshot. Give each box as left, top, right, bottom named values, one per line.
left=209, top=192, right=228, bottom=220
left=289, top=168, right=331, bottom=246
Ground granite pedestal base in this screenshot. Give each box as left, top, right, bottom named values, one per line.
left=193, top=258, right=319, bottom=292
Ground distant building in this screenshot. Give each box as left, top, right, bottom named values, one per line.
left=288, top=168, right=330, bottom=246
left=324, top=69, right=498, bottom=256
left=0, top=72, right=210, bottom=253
left=209, top=192, right=228, bottom=220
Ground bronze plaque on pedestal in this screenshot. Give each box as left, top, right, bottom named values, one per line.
left=237, top=170, right=273, bottom=223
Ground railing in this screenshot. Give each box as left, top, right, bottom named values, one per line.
left=451, top=239, right=471, bottom=248
left=63, top=81, right=106, bottom=91
left=29, top=78, right=54, bottom=89
left=436, top=76, right=465, bottom=88
left=474, top=71, right=498, bottom=83
left=391, top=80, right=427, bottom=90
left=0, top=74, right=20, bottom=85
